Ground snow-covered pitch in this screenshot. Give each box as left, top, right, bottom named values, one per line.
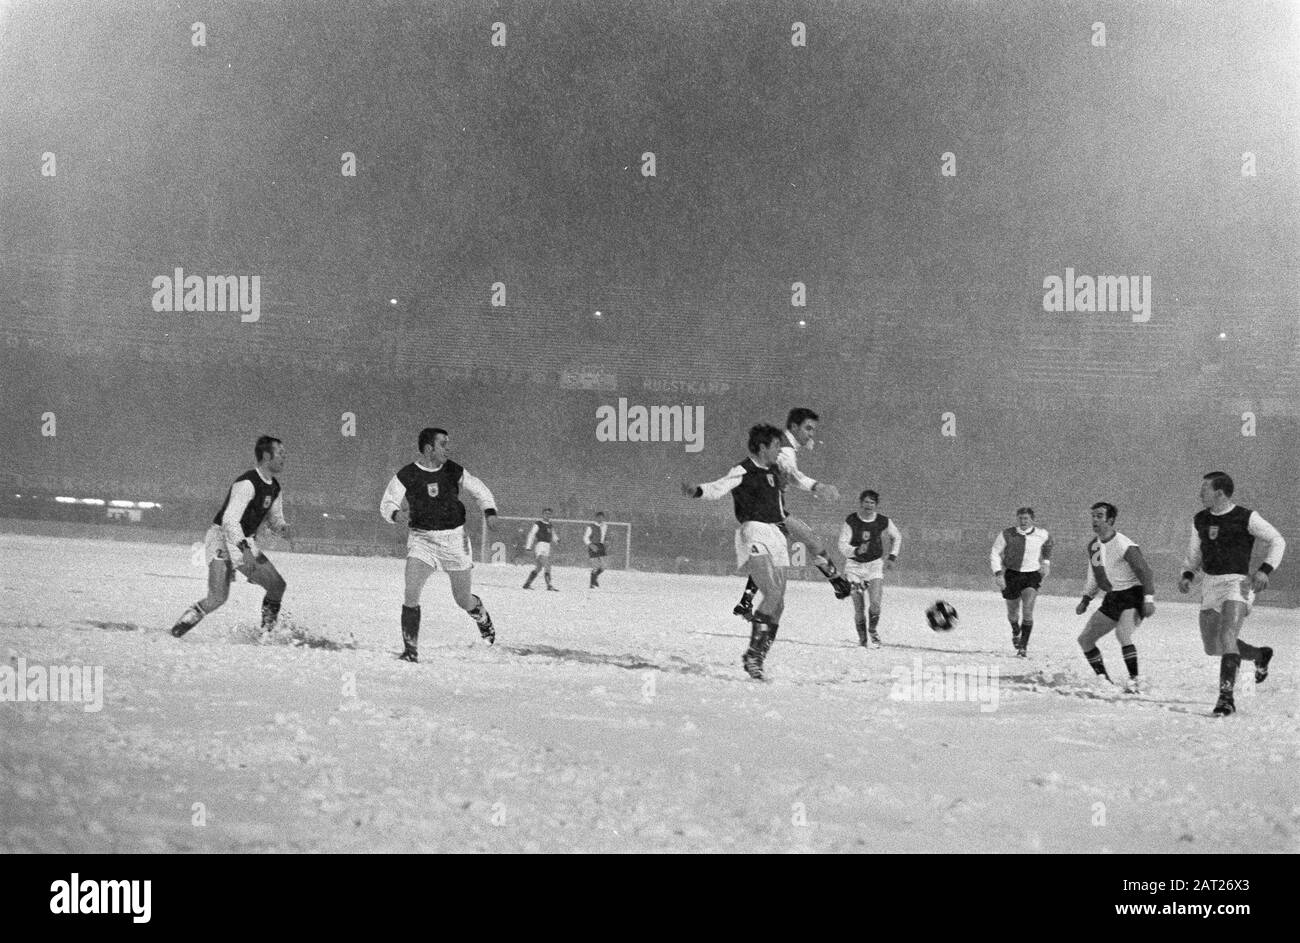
left=2, top=533, right=1295, bottom=853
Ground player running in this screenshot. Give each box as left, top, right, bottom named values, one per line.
left=683, top=423, right=790, bottom=680
left=991, top=507, right=1053, bottom=656
left=584, top=511, right=609, bottom=588
left=733, top=407, right=850, bottom=619
left=380, top=427, right=499, bottom=663
left=522, top=509, right=559, bottom=591
left=1074, top=502, right=1154, bottom=693
left=170, top=436, right=292, bottom=639
left=1178, top=471, right=1286, bottom=716
left=837, top=489, right=901, bottom=647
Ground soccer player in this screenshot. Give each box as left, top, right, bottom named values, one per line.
left=733, top=407, right=850, bottom=619
left=683, top=423, right=789, bottom=680
left=523, top=508, right=559, bottom=591
left=1074, top=502, right=1154, bottom=693
left=379, top=427, right=499, bottom=663
left=584, top=511, right=609, bottom=588
left=837, top=489, right=901, bottom=647
left=170, top=435, right=292, bottom=638
left=1177, top=471, right=1285, bottom=716
left=990, top=507, right=1054, bottom=656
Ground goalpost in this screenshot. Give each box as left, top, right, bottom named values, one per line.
left=480, top=516, right=632, bottom=571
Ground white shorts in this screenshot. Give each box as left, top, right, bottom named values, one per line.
left=1199, top=573, right=1255, bottom=613
left=844, top=558, right=884, bottom=585
left=733, top=521, right=790, bottom=569
left=204, top=524, right=256, bottom=571
left=408, top=526, right=474, bottom=572
left=533, top=541, right=552, bottom=559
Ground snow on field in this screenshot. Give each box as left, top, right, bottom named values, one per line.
left=1, top=533, right=1296, bottom=853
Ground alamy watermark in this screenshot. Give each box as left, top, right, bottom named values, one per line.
left=1, top=657, right=104, bottom=712
left=595, top=398, right=703, bottom=452
left=151, top=268, right=262, bottom=322
left=890, top=656, right=1000, bottom=713
left=1042, top=268, right=1151, bottom=323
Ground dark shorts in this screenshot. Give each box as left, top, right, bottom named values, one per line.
left=1098, top=585, right=1146, bottom=622
left=1001, top=569, right=1042, bottom=600
left=587, top=542, right=607, bottom=559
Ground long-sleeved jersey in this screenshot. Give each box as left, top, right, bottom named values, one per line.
left=776, top=430, right=818, bottom=494
left=838, top=513, right=901, bottom=563
left=379, top=460, right=496, bottom=531
left=583, top=521, right=608, bottom=545
left=214, top=469, right=285, bottom=547
left=525, top=521, right=556, bottom=549
left=1182, top=505, right=1285, bottom=578
left=990, top=526, right=1053, bottom=574
left=695, top=458, right=786, bottom=524
left=1084, top=531, right=1152, bottom=597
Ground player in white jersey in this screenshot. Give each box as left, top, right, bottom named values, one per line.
left=171, top=435, right=292, bottom=639
left=733, top=408, right=851, bottom=619
left=380, top=427, right=499, bottom=662
left=837, top=489, right=902, bottom=647
left=990, top=507, right=1054, bottom=656
left=1074, top=502, right=1155, bottom=692
left=522, top=508, right=559, bottom=591
left=584, top=511, right=609, bottom=588
left=1177, top=471, right=1286, bottom=716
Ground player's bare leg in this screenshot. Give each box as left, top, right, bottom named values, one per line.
left=850, top=583, right=868, bottom=645
left=1202, top=601, right=1256, bottom=714
left=1003, top=596, right=1022, bottom=650
left=1077, top=611, right=1118, bottom=683
left=783, top=516, right=851, bottom=599
left=400, top=557, right=436, bottom=661
left=170, top=559, right=234, bottom=637
left=242, top=554, right=287, bottom=635
left=1017, top=588, right=1038, bottom=656
left=448, top=567, right=495, bottom=644
left=866, top=578, right=884, bottom=647
left=743, top=556, right=786, bottom=680
left=1114, top=611, right=1141, bottom=692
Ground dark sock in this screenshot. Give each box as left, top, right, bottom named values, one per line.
left=1083, top=646, right=1109, bottom=679
left=260, top=598, right=282, bottom=630
left=1009, top=619, right=1021, bottom=640
left=401, top=604, right=420, bottom=654
left=815, top=559, right=841, bottom=580
left=747, top=615, right=774, bottom=656
left=467, top=595, right=488, bottom=623
left=868, top=611, right=880, bottom=634
left=740, top=577, right=758, bottom=603
left=1019, top=621, right=1033, bottom=648
left=1236, top=640, right=1260, bottom=661
left=1219, top=653, right=1240, bottom=694
left=1121, top=643, right=1138, bottom=678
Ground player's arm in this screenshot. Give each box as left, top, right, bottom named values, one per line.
left=221, top=480, right=259, bottom=568
left=885, top=519, right=902, bottom=567
left=1123, top=544, right=1156, bottom=618
left=1077, top=550, right=1099, bottom=614
left=684, top=465, right=745, bottom=501
left=264, top=493, right=292, bottom=545
left=990, top=532, right=1006, bottom=588
left=836, top=522, right=854, bottom=560
left=583, top=525, right=594, bottom=547
left=379, top=475, right=409, bottom=525
left=776, top=449, right=831, bottom=497
left=459, top=470, right=499, bottom=531
left=1247, top=512, right=1286, bottom=591
left=1039, top=532, right=1052, bottom=578
left=524, top=523, right=538, bottom=549
left=1178, top=526, right=1202, bottom=593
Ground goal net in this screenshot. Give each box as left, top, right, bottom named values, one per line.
left=478, top=516, right=632, bottom=570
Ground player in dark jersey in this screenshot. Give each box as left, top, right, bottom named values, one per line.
left=584, top=511, right=609, bottom=588
left=171, top=435, right=292, bottom=638
left=1074, top=502, right=1154, bottom=693
left=990, top=508, right=1054, bottom=656
left=683, top=423, right=789, bottom=680
left=522, top=509, right=558, bottom=591
left=380, top=427, right=500, bottom=663
left=837, top=490, right=902, bottom=647
left=733, top=408, right=851, bottom=619
left=1178, top=472, right=1286, bottom=716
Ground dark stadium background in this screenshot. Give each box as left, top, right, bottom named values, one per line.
left=1, top=0, right=1295, bottom=601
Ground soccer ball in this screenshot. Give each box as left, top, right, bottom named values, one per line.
left=926, top=600, right=958, bottom=631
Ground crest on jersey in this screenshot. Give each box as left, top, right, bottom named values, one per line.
left=427, top=483, right=439, bottom=498
left=1208, top=525, right=1218, bottom=540
left=262, top=496, right=272, bottom=509
left=766, top=474, right=775, bottom=487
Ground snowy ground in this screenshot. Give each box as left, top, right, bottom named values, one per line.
left=1, top=532, right=1296, bottom=853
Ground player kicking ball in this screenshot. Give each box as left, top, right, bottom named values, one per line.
left=837, top=489, right=901, bottom=647
left=171, top=436, right=292, bottom=639
left=1074, top=502, right=1154, bottom=694
left=380, top=427, right=500, bottom=663
left=683, top=423, right=790, bottom=680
